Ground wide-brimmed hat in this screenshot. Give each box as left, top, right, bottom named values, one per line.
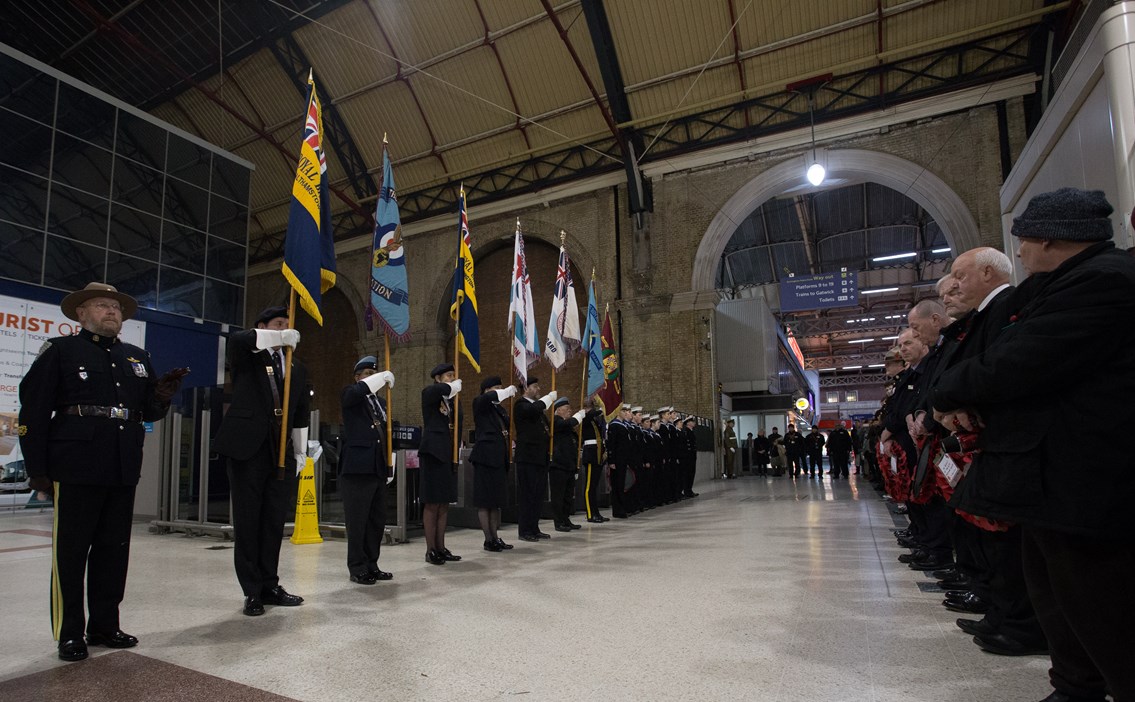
left=60, top=282, right=138, bottom=321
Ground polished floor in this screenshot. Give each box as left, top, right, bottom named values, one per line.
left=0, top=473, right=1052, bottom=702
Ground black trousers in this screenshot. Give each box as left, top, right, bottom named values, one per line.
left=52, top=482, right=136, bottom=641
left=515, top=460, right=547, bottom=536
left=339, top=473, right=386, bottom=576
left=1021, top=526, right=1135, bottom=701
left=548, top=468, right=575, bottom=525
left=582, top=449, right=603, bottom=518
left=978, top=526, right=1043, bottom=641
left=683, top=456, right=697, bottom=493
left=228, top=444, right=294, bottom=597
left=788, top=454, right=807, bottom=476
left=807, top=452, right=823, bottom=473
left=610, top=464, right=627, bottom=516
left=830, top=451, right=850, bottom=477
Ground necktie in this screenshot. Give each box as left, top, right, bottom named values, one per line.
left=271, top=351, right=284, bottom=390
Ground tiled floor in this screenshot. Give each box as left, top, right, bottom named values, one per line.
left=0, top=474, right=1052, bottom=701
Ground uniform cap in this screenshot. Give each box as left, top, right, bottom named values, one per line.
left=354, top=356, right=378, bottom=373
left=554, top=397, right=570, bottom=408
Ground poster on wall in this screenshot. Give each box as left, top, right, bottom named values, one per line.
left=0, top=294, right=146, bottom=506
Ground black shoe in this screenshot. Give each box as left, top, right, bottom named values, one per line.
left=612, top=513, right=628, bottom=519
left=938, top=578, right=971, bottom=591
left=909, top=555, right=953, bottom=571
left=86, top=629, right=138, bottom=648
left=568, top=522, right=582, bottom=530
left=554, top=524, right=573, bottom=532
left=350, top=572, right=378, bottom=585
left=898, top=549, right=929, bottom=563
left=58, top=639, right=88, bottom=662
left=518, top=534, right=540, bottom=542
left=944, top=592, right=989, bottom=614
left=931, top=568, right=958, bottom=580
left=973, top=632, right=1048, bottom=656
left=586, top=517, right=605, bottom=523
left=439, top=548, right=462, bottom=562
left=243, top=596, right=265, bottom=616
left=944, top=590, right=971, bottom=602
left=896, top=536, right=921, bottom=549
left=495, top=538, right=514, bottom=550
left=369, top=569, right=394, bottom=581
left=425, top=549, right=447, bottom=565
left=892, top=529, right=911, bottom=537
left=484, top=539, right=504, bottom=552
left=956, top=618, right=997, bottom=637
left=599, top=515, right=611, bottom=521
left=535, top=532, right=551, bottom=539
left=261, top=586, right=304, bottom=606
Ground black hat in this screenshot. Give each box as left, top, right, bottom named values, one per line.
left=1012, top=188, right=1114, bottom=242
left=523, top=376, right=540, bottom=387
left=429, top=363, right=455, bottom=378
left=554, top=397, right=570, bottom=408
left=255, top=306, right=288, bottom=326
left=354, top=356, right=378, bottom=374
left=480, top=376, right=502, bottom=392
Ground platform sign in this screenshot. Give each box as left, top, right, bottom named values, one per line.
left=778, top=269, right=858, bottom=312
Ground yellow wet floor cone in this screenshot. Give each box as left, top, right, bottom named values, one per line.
left=291, top=457, right=323, bottom=544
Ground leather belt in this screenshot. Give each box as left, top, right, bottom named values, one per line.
left=63, top=405, right=142, bottom=422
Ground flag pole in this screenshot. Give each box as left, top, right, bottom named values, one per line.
left=576, top=269, right=595, bottom=461
left=276, top=288, right=298, bottom=480
left=452, top=185, right=464, bottom=464
left=384, top=333, right=393, bottom=481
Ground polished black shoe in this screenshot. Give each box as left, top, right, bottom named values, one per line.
left=350, top=572, right=378, bottom=585
left=439, top=548, right=462, bottom=562
left=931, top=568, right=958, bottom=580
left=484, top=539, right=504, bottom=552
left=535, top=531, right=551, bottom=539
left=425, top=549, right=447, bottom=565
left=896, top=536, right=921, bottom=549
left=369, top=569, right=393, bottom=581
left=58, top=639, right=88, bottom=662
left=685, top=491, right=699, bottom=497
left=944, top=592, right=989, bottom=614
left=897, top=549, right=929, bottom=563
left=518, top=534, right=540, bottom=542
left=586, top=517, right=605, bottom=523
left=568, top=522, right=582, bottom=530
left=956, top=617, right=997, bottom=636
left=243, top=596, right=265, bottom=616
left=86, top=630, right=138, bottom=648
left=554, top=523, right=573, bottom=532
left=944, top=590, right=971, bottom=601
left=495, top=538, right=514, bottom=550
left=261, top=586, right=304, bottom=606
left=973, top=632, right=1048, bottom=656
left=938, top=575, right=971, bottom=590
left=909, top=555, right=954, bottom=571
left=892, top=528, right=911, bottom=537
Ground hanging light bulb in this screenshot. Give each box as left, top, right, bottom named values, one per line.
left=806, top=162, right=826, bottom=186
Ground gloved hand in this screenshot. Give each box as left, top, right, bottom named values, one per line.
left=362, top=370, right=394, bottom=394
left=446, top=379, right=462, bottom=398
left=154, top=367, right=190, bottom=404
left=252, top=329, right=301, bottom=350
left=295, top=454, right=307, bottom=473
left=494, top=385, right=518, bottom=402
left=572, top=409, right=586, bottom=422
left=539, top=390, right=558, bottom=408
left=379, top=370, right=395, bottom=388
left=279, top=329, right=301, bottom=348
left=29, top=475, right=53, bottom=497
left=292, top=427, right=309, bottom=475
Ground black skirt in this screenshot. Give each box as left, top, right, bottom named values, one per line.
left=419, top=453, right=458, bottom=504
left=472, top=461, right=507, bottom=508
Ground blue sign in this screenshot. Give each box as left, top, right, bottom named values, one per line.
left=779, top=270, right=859, bottom=312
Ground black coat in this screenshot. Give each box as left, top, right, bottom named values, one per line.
left=469, top=391, right=510, bottom=468
left=605, top=419, right=632, bottom=466
left=338, top=381, right=388, bottom=476
left=419, top=382, right=461, bottom=463
left=932, top=242, right=1135, bottom=536
left=18, top=329, right=168, bottom=486
left=513, top=396, right=550, bottom=464
left=213, top=330, right=310, bottom=468
left=827, top=428, right=852, bottom=454
left=551, top=414, right=580, bottom=471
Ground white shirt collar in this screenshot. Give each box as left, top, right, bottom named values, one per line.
left=978, top=283, right=1010, bottom=312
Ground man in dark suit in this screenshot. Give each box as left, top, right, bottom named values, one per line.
left=550, top=397, right=587, bottom=531
left=934, top=189, right=1135, bottom=701
left=514, top=376, right=556, bottom=540
left=338, top=356, right=395, bottom=584
left=214, top=306, right=309, bottom=616
left=18, top=282, right=186, bottom=661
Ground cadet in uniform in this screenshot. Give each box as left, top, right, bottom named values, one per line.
left=550, top=397, right=587, bottom=531
left=338, top=356, right=395, bottom=584
left=419, top=363, right=462, bottom=565
left=214, top=306, right=309, bottom=616
left=470, top=376, right=516, bottom=552
left=605, top=404, right=633, bottom=518
left=514, top=376, right=557, bottom=541
left=580, top=399, right=608, bottom=523
left=681, top=416, right=699, bottom=497
left=19, top=282, right=186, bottom=661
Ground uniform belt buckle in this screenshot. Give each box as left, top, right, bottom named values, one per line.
left=274, top=409, right=283, bottom=416
left=109, top=407, right=128, bottom=420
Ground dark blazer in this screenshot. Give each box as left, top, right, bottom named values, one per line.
left=338, top=381, right=388, bottom=476
left=932, top=242, right=1135, bottom=537
left=214, top=330, right=309, bottom=467
left=419, top=382, right=460, bottom=462
left=551, top=414, right=580, bottom=471
left=18, top=329, right=167, bottom=486
left=605, top=419, right=632, bottom=466
left=513, top=396, right=550, bottom=464
left=469, top=391, right=510, bottom=468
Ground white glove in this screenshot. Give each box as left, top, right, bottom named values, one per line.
left=292, top=427, right=309, bottom=476
left=252, top=328, right=300, bottom=350
left=280, top=329, right=300, bottom=348
left=494, top=386, right=517, bottom=402
left=294, top=454, right=306, bottom=473
left=362, top=371, right=393, bottom=394
left=446, top=379, right=462, bottom=398
left=572, top=409, right=586, bottom=422
left=539, top=391, right=558, bottom=408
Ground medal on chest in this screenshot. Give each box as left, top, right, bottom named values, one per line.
left=127, top=357, right=148, bottom=378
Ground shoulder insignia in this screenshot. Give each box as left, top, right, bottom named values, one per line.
left=18, top=425, right=27, bottom=436
left=127, top=356, right=141, bottom=363
left=36, top=341, right=52, bottom=357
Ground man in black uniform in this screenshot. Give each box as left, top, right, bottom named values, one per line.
left=804, top=428, right=825, bottom=478
left=338, top=356, right=395, bottom=584
left=827, top=425, right=853, bottom=479
left=605, top=404, right=633, bottom=518
left=19, top=282, right=186, bottom=661
left=681, top=416, right=699, bottom=496
left=580, top=398, right=607, bottom=523
left=783, top=424, right=807, bottom=478
left=514, top=376, right=557, bottom=541
left=550, top=397, right=588, bottom=531
left=214, top=306, right=309, bottom=616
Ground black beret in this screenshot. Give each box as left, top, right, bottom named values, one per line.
left=524, top=376, right=539, bottom=387
left=480, top=376, right=502, bottom=392
left=429, top=363, right=455, bottom=378
left=255, top=306, right=288, bottom=326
